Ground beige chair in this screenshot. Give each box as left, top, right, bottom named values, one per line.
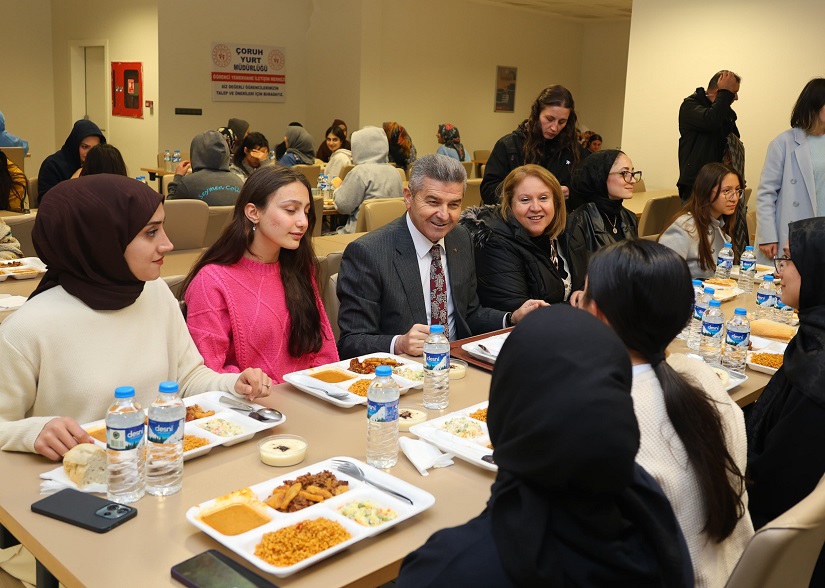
left=316, top=251, right=342, bottom=300
left=203, top=205, right=234, bottom=247
left=744, top=187, right=754, bottom=209
left=324, top=273, right=341, bottom=341
left=4, top=212, right=36, bottom=257
left=633, top=178, right=647, bottom=193
left=163, top=199, right=209, bottom=250
left=480, top=164, right=486, bottom=178
left=162, top=274, right=186, bottom=298
left=27, top=177, right=38, bottom=209
left=725, top=473, right=825, bottom=588
left=294, top=164, right=321, bottom=188
left=747, top=208, right=757, bottom=247
left=396, top=168, right=407, bottom=184
left=312, top=194, right=324, bottom=237
left=357, top=198, right=407, bottom=232
left=2, top=147, right=26, bottom=176
left=461, top=160, right=474, bottom=179
left=160, top=173, right=177, bottom=197
left=637, top=194, right=681, bottom=238
left=464, top=178, right=482, bottom=209
left=338, top=164, right=355, bottom=181
left=473, top=149, right=490, bottom=179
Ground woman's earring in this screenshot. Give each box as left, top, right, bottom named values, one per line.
left=252, top=223, right=257, bottom=232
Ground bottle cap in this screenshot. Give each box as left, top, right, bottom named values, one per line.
left=709, top=299, right=721, bottom=307
left=764, top=275, right=775, bottom=282
left=745, top=245, right=754, bottom=251
left=429, top=324, right=444, bottom=334
left=734, top=308, right=747, bottom=315
left=375, top=366, right=392, bottom=377
left=159, top=381, right=179, bottom=394
left=724, top=242, right=732, bottom=248
left=692, top=279, right=702, bottom=286
left=704, top=287, right=715, bottom=294
left=114, top=386, right=136, bottom=398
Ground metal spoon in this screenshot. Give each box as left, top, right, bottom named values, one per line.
left=218, top=396, right=283, bottom=421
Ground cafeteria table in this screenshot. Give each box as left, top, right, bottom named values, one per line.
left=624, top=189, right=679, bottom=219
left=313, top=232, right=366, bottom=257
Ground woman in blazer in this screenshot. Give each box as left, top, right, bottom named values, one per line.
left=756, top=78, right=825, bottom=262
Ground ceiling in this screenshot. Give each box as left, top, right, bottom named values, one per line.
left=469, top=0, right=633, bottom=20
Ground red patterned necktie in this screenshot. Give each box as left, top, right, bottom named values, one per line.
left=429, top=245, right=448, bottom=330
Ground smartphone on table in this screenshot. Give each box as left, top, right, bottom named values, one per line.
left=31, top=488, right=137, bottom=533
left=171, top=549, right=279, bottom=588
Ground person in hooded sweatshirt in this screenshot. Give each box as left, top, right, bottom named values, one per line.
left=0, top=112, right=29, bottom=155
left=167, top=130, right=244, bottom=206
left=277, top=126, right=315, bottom=168
left=38, top=119, right=106, bottom=202
left=332, top=126, right=404, bottom=234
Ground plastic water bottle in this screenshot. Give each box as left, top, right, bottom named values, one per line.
left=423, top=324, right=450, bottom=409
left=678, top=279, right=703, bottom=340
left=723, top=308, right=750, bottom=371
left=163, top=149, right=172, bottom=172
left=136, top=175, right=148, bottom=185
left=738, top=246, right=756, bottom=294
left=755, top=275, right=777, bottom=320
left=688, top=287, right=715, bottom=350
left=146, top=381, right=185, bottom=496
left=106, top=386, right=145, bottom=504
left=776, top=300, right=795, bottom=325
left=700, top=299, right=725, bottom=365
left=172, top=149, right=182, bottom=169
left=715, top=242, right=734, bottom=279
left=366, top=366, right=399, bottom=469
left=269, top=149, right=276, bottom=161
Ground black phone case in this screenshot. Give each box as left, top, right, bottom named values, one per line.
left=171, top=549, right=278, bottom=588
left=31, top=488, right=137, bottom=533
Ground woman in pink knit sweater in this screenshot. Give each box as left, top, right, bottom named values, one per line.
left=181, top=166, right=339, bottom=382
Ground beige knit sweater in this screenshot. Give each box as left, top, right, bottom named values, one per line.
left=632, top=354, right=754, bottom=588
left=0, top=279, right=239, bottom=453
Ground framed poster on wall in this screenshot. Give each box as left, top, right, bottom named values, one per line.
left=494, top=66, right=517, bottom=113
left=112, top=62, right=143, bottom=118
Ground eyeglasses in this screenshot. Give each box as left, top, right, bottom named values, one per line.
left=773, top=256, right=794, bottom=273
left=609, top=170, right=643, bottom=183
left=720, top=188, right=745, bottom=202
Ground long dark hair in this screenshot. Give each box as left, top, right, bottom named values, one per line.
left=660, top=162, right=741, bottom=271
left=80, top=144, right=128, bottom=176
left=0, top=151, right=28, bottom=210
left=180, top=166, right=322, bottom=357
left=583, top=239, right=746, bottom=542
left=232, top=132, right=269, bottom=169
left=790, top=78, right=825, bottom=133
left=519, top=85, right=580, bottom=168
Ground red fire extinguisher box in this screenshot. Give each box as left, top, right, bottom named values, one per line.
left=112, top=62, right=143, bottom=118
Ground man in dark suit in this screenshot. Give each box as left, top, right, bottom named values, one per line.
left=337, top=154, right=545, bottom=358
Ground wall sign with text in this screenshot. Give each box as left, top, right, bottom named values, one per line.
left=211, top=42, right=286, bottom=103
left=112, top=62, right=143, bottom=118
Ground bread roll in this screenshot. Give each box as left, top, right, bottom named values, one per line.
left=750, top=319, right=796, bottom=343
left=63, top=444, right=106, bottom=488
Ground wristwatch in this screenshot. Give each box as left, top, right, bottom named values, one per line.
left=504, top=312, right=514, bottom=328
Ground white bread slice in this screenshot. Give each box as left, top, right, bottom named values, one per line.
left=63, top=444, right=106, bottom=488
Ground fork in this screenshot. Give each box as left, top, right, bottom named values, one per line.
left=293, top=377, right=350, bottom=400
left=331, top=459, right=414, bottom=505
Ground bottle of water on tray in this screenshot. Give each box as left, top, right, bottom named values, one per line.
left=366, top=366, right=399, bottom=469
left=163, top=149, right=172, bottom=172
left=700, top=299, right=725, bottom=366
left=423, top=324, right=450, bottom=409
left=688, top=287, right=715, bottom=350
left=678, top=279, right=704, bottom=340
left=755, top=275, right=777, bottom=320
left=738, top=246, right=756, bottom=293
left=146, top=381, right=185, bottom=496
left=723, top=308, right=750, bottom=371
left=715, top=242, right=734, bottom=279
left=106, top=386, right=145, bottom=504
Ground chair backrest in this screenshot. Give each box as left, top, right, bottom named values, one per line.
left=744, top=187, right=754, bottom=209
left=294, top=164, right=321, bottom=188
left=162, top=274, right=186, bottom=298
left=203, top=205, right=234, bottom=248
left=461, top=160, right=474, bottom=179
left=747, top=208, right=757, bottom=247
left=163, top=199, right=209, bottom=250
left=338, top=164, right=355, bottom=181
left=725, top=473, right=825, bottom=588
left=324, top=273, right=341, bottom=341
left=480, top=163, right=486, bottom=178
left=3, top=213, right=36, bottom=257
left=633, top=178, right=647, bottom=193
left=2, top=147, right=26, bottom=175
left=27, top=177, right=38, bottom=209
left=316, top=251, right=342, bottom=301
left=637, top=194, right=681, bottom=237
left=312, top=193, right=324, bottom=237
left=473, top=150, right=490, bottom=180
left=464, top=178, right=482, bottom=209
left=396, top=167, right=407, bottom=184
left=160, top=173, right=176, bottom=197
left=359, top=198, right=407, bottom=232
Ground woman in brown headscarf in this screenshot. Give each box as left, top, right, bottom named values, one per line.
left=0, top=174, right=271, bottom=461
left=383, top=121, right=417, bottom=173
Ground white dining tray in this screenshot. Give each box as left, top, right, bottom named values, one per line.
left=410, top=401, right=496, bottom=472
left=0, top=257, right=46, bottom=282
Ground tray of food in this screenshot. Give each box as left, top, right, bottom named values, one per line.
left=0, top=257, right=46, bottom=281
left=729, top=264, right=775, bottom=281
left=460, top=333, right=510, bottom=365
left=409, top=401, right=495, bottom=472
left=81, top=391, right=285, bottom=461
left=702, top=278, right=744, bottom=301
left=186, top=457, right=435, bottom=578
left=710, top=366, right=748, bottom=390
left=282, top=353, right=423, bottom=408
left=746, top=340, right=788, bottom=375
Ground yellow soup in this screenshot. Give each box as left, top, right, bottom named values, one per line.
left=200, top=503, right=270, bottom=536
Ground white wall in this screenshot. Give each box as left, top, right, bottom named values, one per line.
left=0, top=0, right=55, bottom=176
left=623, top=0, right=825, bottom=191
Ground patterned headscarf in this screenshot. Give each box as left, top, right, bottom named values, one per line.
left=438, top=123, right=466, bottom=162
left=382, top=122, right=417, bottom=171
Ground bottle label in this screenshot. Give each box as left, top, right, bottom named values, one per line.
left=693, top=306, right=706, bottom=321
left=702, top=321, right=723, bottom=337
left=107, top=424, right=145, bottom=451
left=367, top=399, right=398, bottom=423
left=717, top=256, right=733, bottom=269
left=726, top=330, right=749, bottom=347
left=741, top=259, right=755, bottom=271
left=756, top=292, right=774, bottom=307
left=148, top=418, right=184, bottom=445
left=424, top=351, right=449, bottom=370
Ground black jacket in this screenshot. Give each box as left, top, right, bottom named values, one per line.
left=38, top=120, right=106, bottom=201
left=565, top=202, right=638, bottom=291
left=480, top=129, right=588, bottom=210
left=460, top=206, right=569, bottom=312
left=677, top=87, right=739, bottom=197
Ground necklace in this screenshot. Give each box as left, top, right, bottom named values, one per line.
left=606, top=214, right=619, bottom=235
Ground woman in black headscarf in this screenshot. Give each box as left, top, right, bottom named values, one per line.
left=565, top=149, right=640, bottom=290
left=746, top=217, right=825, bottom=586
left=0, top=175, right=271, bottom=461
left=396, top=305, right=694, bottom=587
